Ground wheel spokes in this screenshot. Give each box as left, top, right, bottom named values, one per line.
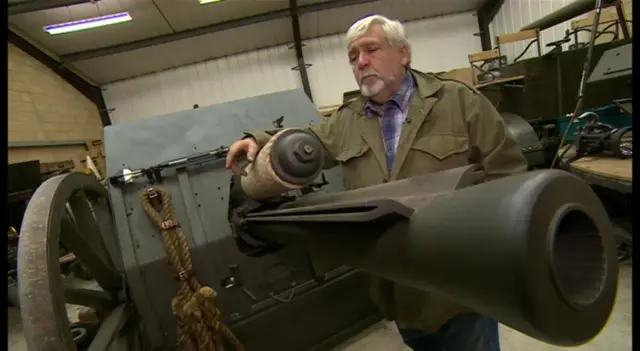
left=63, top=287, right=118, bottom=311
left=18, top=173, right=127, bottom=351
left=19, top=175, right=78, bottom=351
left=86, top=304, right=131, bottom=351
left=60, top=215, right=121, bottom=290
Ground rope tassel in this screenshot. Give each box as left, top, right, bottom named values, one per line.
left=141, top=187, right=245, bottom=351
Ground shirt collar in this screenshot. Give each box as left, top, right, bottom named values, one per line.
left=364, top=70, right=415, bottom=117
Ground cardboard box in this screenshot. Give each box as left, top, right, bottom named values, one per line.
left=438, top=67, right=475, bottom=86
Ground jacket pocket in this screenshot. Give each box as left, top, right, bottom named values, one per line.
left=335, top=141, right=375, bottom=190
left=411, top=134, right=468, bottom=160
left=408, top=134, right=469, bottom=172
left=335, top=142, right=371, bottom=163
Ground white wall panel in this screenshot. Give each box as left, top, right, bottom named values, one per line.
left=405, top=13, right=482, bottom=75
left=104, top=12, right=481, bottom=122
left=103, top=44, right=301, bottom=124
left=490, top=0, right=576, bottom=63
left=489, top=0, right=633, bottom=63
left=303, top=12, right=482, bottom=107
left=303, top=35, right=358, bottom=108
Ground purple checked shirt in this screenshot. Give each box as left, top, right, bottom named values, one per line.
left=364, top=71, right=416, bottom=172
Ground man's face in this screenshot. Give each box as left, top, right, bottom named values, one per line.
left=347, top=24, right=409, bottom=98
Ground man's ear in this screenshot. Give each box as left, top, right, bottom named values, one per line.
left=399, top=45, right=410, bottom=66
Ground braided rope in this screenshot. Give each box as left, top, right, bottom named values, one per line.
left=140, top=187, right=244, bottom=351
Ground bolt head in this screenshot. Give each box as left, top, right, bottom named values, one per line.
left=293, top=145, right=315, bottom=163
left=303, top=145, right=313, bottom=154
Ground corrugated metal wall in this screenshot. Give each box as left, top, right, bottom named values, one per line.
left=490, top=0, right=578, bottom=62
left=304, top=12, right=481, bottom=107
left=102, top=44, right=301, bottom=124
left=489, top=0, right=633, bottom=62
left=103, top=12, right=480, bottom=124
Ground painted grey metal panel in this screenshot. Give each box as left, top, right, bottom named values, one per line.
left=103, top=89, right=374, bottom=350
left=104, top=89, right=321, bottom=173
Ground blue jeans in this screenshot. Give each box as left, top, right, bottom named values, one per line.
left=399, top=313, right=500, bottom=351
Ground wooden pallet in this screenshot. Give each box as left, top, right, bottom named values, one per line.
left=40, top=160, right=75, bottom=175
left=78, top=139, right=106, bottom=177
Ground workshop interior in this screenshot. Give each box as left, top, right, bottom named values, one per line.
left=7, top=0, right=632, bottom=350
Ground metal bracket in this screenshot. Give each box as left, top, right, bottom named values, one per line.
left=287, top=43, right=307, bottom=50
left=109, top=146, right=229, bottom=186
left=221, top=264, right=259, bottom=301
left=587, top=43, right=632, bottom=83
left=291, top=63, right=312, bottom=71
left=272, top=116, right=284, bottom=128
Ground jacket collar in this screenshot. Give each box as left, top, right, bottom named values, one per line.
left=350, top=69, right=444, bottom=117
left=364, top=70, right=415, bottom=116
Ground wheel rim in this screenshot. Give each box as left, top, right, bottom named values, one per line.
left=18, top=172, right=129, bottom=351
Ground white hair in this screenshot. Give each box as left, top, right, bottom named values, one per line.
left=345, top=14, right=411, bottom=55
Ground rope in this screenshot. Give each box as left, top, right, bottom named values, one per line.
left=140, top=187, right=244, bottom=351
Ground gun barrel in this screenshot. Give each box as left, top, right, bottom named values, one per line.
left=243, top=168, right=618, bottom=347
left=521, top=0, right=617, bottom=31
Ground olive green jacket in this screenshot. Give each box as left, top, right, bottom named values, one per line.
left=246, top=69, right=528, bottom=332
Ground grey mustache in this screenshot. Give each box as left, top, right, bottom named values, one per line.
left=360, top=73, right=379, bottom=82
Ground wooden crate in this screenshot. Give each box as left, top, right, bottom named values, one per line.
left=77, top=139, right=106, bottom=178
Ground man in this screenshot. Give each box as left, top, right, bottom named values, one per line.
left=226, top=14, right=527, bottom=351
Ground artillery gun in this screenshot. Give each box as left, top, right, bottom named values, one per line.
left=17, top=90, right=618, bottom=351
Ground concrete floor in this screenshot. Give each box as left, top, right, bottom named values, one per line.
left=8, top=262, right=632, bottom=351
left=338, top=261, right=633, bottom=351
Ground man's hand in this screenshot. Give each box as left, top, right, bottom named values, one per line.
left=225, top=138, right=259, bottom=176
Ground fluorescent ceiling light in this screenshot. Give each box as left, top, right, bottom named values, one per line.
left=199, top=0, right=225, bottom=4
left=44, top=12, right=132, bottom=35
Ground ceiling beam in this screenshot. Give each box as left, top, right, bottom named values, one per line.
left=289, top=0, right=313, bottom=102
left=8, top=0, right=91, bottom=16
left=483, top=0, right=505, bottom=23
left=9, top=29, right=112, bottom=126
left=60, top=0, right=379, bottom=63
left=476, top=0, right=505, bottom=50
